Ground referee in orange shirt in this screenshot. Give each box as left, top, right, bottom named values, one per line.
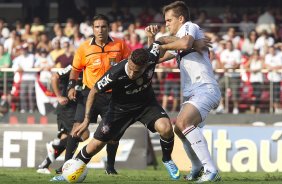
left=50, top=14, right=131, bottom=181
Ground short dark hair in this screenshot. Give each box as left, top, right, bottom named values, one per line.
left=162, top=1, right=190, bottom=21
left=92, top=14, right=110, bottom=26
left=131, top=48, right=149, bottom=66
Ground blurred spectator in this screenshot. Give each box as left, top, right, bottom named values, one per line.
left=64, top=18, right=76, bottom=38
left=155, top=24, right=170, bottom=41
left=52, top=26, right=69, bottom=47
left=0, top=94, right=9, bottom=118
left=14, top=20, right=25, bottom=36
left=70, top=25, right=85, bottom=50
left=12, top=43, right=36, bottom=113
left=30, top=17, right=45, bottom=35
left=54, top=41, right=73, bottom=68
left=159, top=59, right=180, bottom=112
left=34, top=48, right=53, bottom=89
left=218, top=40, right=242, bottom=114
left=241, top=30, right=258, bottom=56
left=0, top=18, right=10, bottom=40
left=246, top=50, right=264, bottom=113
left=0, top=44, right=11, bottom=93
left=152, top=8, right=163, bottom=24
left=9, top=31, right=22, bottom=58
left=109, top=21, right=124, bottom=39
left=222, top=27, right=241, bottom=49
left=239, top=13, right=256, bottom=38
left=36, top=32, right=52, bottom=52
left=79, top=18, right=93, bottom=38
left=22, top=23, right=36, bottom=43
left=49, top=38, right=65, bottom=65
left=264, top=46, right=282, bottom=114
left=254, top=30, right=275, bottom=56
left=256, top=7, right=277, bottom=38
left=4, top=30, right=17, bottom=54
left=127, top=33, right=143, bottom=51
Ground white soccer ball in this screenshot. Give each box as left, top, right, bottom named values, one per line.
left=62, top=158, right=88, bottom=183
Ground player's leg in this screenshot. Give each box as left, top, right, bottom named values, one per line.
left=138, top=102, right=179, bottom=180
left=176, top=85, right=221, bottom=182
left=97, top=93, right=120, bottom=175
left=174, top=126, right=203, bottom=181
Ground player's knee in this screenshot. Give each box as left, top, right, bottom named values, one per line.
left=155, top=118, right=173, bottom=138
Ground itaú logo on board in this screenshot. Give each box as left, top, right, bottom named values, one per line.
left=203, top=126, right=282, bottom=172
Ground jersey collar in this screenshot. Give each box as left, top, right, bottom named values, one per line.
left=89, top=36, right=114, bottom=45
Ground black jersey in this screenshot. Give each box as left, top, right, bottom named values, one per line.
left=94, top=41, right=161, bottom=110
left=57, top=65, right=83, bottom=99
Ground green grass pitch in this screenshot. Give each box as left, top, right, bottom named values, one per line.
left=0, top=166, right=282, bottom=184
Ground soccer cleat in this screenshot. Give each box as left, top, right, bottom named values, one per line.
left=55, top=166, right=62, bottom=174
left=195, top=170, right=221, bottom=183
left=105, top=168, right=118, bottom=175
left=46, top=142, right=55, bottom=162
left=36, top=168, right=51, bottom=175
left=163, top=160, right=180, bottom=180
left=183, top=167, right=204, bottom=181
left=50, top=175, right=65, bottom=182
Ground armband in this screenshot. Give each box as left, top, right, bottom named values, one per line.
left=67, top=79, right=76, bottom=91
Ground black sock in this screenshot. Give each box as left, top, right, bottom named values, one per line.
left=106, top=142, right=119, bottom=169
left=76, top=146, right=93, bottom=164
left=160, top=135, right=174, bottom=162
left=39, top=157, right=52, bottom=168
left=53, top=137, right=67, bottom=159
left=64, top=135, right=81, bottom=162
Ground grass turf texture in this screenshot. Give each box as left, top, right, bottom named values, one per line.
left=0, top=167, right=282, bottom=184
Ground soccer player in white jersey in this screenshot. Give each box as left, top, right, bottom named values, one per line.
left=145, top=1, right=221, bottom=183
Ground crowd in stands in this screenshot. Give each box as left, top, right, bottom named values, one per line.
left=0, top=5, right=282, bottom=115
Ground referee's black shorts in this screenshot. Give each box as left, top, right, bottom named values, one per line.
left=94, top=100, right=169, bottom=142
left=74, top=87, right=111, bottom=124
left=56, top=102, right=76, bottom=138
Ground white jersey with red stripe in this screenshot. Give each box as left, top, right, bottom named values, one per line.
left=169, top=21, right=218, bottom=97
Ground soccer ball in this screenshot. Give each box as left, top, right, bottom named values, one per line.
left=62, top=158, right=88, bottom=183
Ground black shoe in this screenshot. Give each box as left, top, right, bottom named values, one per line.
left=55, top=166, right=62, bottom=174
left=105, top=168, right=118, bottom=175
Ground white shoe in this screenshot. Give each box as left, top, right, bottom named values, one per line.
left=37, top=168, right=51, bottom=174
left=46, top=142, right=55, bottom=162
left=196, top=170, right=221, bottom=183
left=232, top=108, right=239, bottom=114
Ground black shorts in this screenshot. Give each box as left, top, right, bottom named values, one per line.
left=94, top=100, right=169, bottom=142
left=57, top=102, right=76, bottom=138
left=74, top=88, right=111, bottom=123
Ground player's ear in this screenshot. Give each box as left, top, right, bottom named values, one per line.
left=179, top=15, right=185, bottom=23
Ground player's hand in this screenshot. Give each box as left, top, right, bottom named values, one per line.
left=57, top=96, right=69, bottom=105
left=145, top=25, right=159, bottom=37
left=68, top=88, right=76, bottom=101
left=72, top=121, right=89, bottom=137
left=193, top=37, right=212, bottom=55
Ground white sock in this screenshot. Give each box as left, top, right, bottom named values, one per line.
left=180, top=137, right=202, bottom=172
left=182, top=125, right=217, bottom=173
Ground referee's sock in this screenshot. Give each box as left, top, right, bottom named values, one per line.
left=160, top=135, right=174, bottom=162
left=106, top=142, right=119, bottom=169
left=64, top=135, right=81, bottom=162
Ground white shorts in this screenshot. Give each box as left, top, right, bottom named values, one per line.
left=182, top=84, right=221, bottom=123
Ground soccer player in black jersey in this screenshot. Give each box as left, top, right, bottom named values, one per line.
left=37, top=65, right=80, bottom=174
left=72, top=44, right=181, bottom=180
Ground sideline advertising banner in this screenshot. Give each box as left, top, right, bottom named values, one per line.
left=0, top=124, right=148, bottom=169
left=172, top=125, right=282, bottom=172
